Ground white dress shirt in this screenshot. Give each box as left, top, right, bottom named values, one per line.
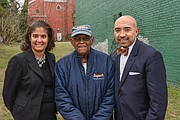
left=119, top=39, right=136, bottom=81
left=82, top=63, right=87, bottom=74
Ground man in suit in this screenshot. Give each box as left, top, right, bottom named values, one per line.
left=110, top=15, right=168, bottom=120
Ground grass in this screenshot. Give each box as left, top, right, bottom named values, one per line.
left=0, top=42, right=180, bottom=120
left=0, top=42, right=74, bottom=120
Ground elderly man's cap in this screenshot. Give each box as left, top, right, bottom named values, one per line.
left=71, top=25, right=92, bottom=37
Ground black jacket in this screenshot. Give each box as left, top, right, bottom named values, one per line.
left=110, top=39, right=168, bottom=120
left=2, top=50, right=55, bottom=120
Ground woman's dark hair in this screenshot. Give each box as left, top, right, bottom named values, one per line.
left=20, top=20, right=55, bottom=51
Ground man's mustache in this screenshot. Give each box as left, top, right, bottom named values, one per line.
left=117, top=37, right=129, bottom=41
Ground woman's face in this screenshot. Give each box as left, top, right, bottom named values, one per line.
left=30, top=27, right=48, bottom=55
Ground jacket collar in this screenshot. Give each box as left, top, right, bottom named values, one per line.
left=73, top=47, right=95, bottom=62
left=73, top=48, right=95, bottom=75
left=26, top=50, right=44, bottom=79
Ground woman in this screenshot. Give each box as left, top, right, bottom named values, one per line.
left=2, top=20, right=57, bottom=120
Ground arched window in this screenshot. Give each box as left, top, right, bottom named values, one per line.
left=56, top=4, right=61, bottom=10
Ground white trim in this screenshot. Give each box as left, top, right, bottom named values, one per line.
left=44, top=0, right=67, bottom=2
left=29, top=0, right=36, bottom=4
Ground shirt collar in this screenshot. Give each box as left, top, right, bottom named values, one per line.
left=127, top=38, right=136, bottom=56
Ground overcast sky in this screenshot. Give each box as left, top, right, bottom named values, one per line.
left=16, top=0, right=25, bottom=6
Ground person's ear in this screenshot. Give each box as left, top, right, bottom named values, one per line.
left=91, top=37, right=94, bottom=44
left=135, top=27, right=139, bottom=36
left=70, top=38, right=74, bottom=45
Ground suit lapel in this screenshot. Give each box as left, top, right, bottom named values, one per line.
left=26, top=50, right=44, bottom=79
left=115, top=54, right=121, bottom=90
left=119, top=40, right=140, bottom=88
left=119, top=55, right=136, bottom=87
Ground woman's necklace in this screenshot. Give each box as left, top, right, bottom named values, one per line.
left=35, top=54, right=46, bottom=67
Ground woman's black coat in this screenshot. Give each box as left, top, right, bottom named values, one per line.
left=2, top=50, right=55, bottom=120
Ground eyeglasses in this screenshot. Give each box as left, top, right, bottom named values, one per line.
left=72, top=36, right=92, bottom=42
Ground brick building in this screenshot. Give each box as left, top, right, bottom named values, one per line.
left=75, top=0, right=180, bottom=87
left=28, top=0, right=76, bottom=41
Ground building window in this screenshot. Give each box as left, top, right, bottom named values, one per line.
left=57, top=32, right=62, bottom=41
left=113, top=12, right=122, bottom=23
left=56, top=4, right=61, bottom=10
left=36, top=9, right=40, bottom=14
left=119, top=12, right=122, bottom=17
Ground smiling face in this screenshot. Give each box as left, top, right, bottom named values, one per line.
left=30, top=27, right=48, bottom=55
left=114, top=16, right=139, bottom=48
left=71, top=34, right=94, bottom=56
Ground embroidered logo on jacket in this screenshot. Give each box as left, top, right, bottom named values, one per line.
left=93, top=73, right=104, bottom=80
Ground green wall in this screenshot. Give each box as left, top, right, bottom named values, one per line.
left=76, top=0, right=180, bottom=87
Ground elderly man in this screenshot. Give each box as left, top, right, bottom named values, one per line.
left=55, top=25, right=115, bottom=120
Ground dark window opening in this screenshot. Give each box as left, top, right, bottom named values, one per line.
left=56, top=5, right=61, bottom=10
left=36, top=9, right=40, bottom=14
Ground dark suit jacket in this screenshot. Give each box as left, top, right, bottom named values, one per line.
left=110, top=39, right=168, bottom=120
left=2, top=50, right=55, bottom=120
